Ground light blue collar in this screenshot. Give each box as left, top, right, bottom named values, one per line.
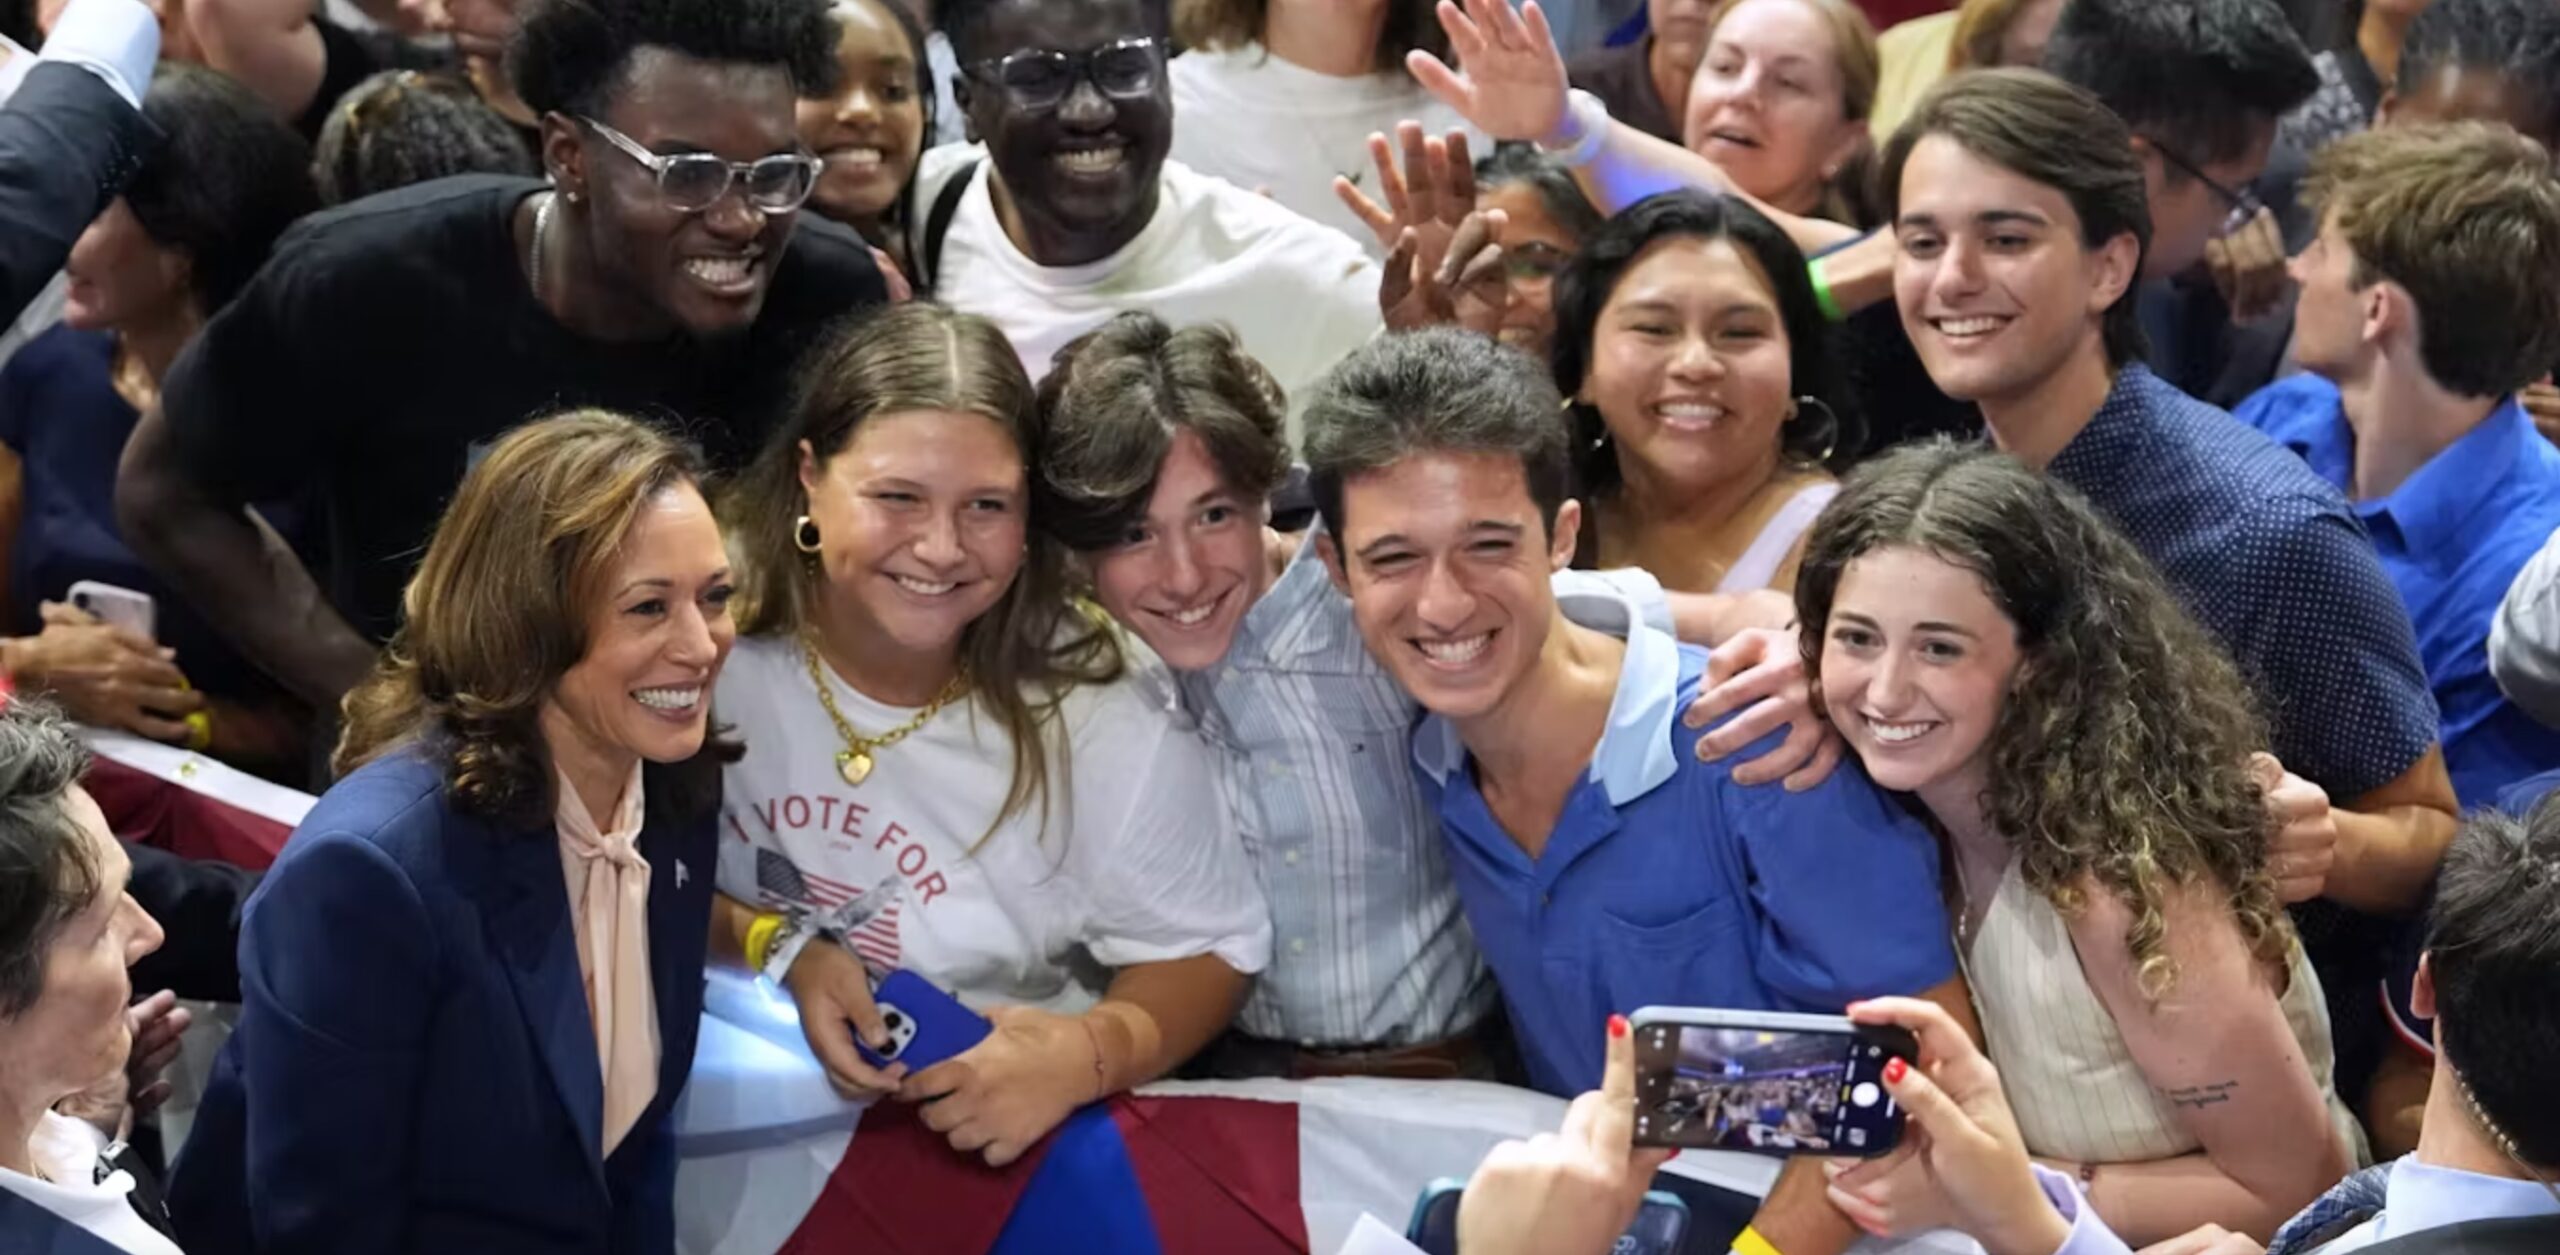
left=2373, top=1154, right=2560, bottom=1242
left=1414, top=580, right=1682, bottom=806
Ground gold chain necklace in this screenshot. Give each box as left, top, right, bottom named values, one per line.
left=800, top=636, right=968, bottom=786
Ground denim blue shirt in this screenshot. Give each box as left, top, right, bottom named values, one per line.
left=1411, top=600, right=1955, bottom=1097
left=2237, top=374, right=2560, bottom=805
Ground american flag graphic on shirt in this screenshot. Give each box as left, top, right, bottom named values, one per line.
left=753, top=848, right=904, bottom=973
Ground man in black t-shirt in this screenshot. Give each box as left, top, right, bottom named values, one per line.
left=116, top=0, right=886, bottom=713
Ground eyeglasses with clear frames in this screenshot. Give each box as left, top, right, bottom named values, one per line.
left=576, top=116, right=824, bottom=214
left=2148, top=137, right=2265, bottom=239
left=963, top=37, right=1169, bottom=111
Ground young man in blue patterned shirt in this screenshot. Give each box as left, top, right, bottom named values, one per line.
left=1881, top=69, right=2459, bottom=1113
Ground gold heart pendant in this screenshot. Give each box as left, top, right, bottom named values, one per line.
left=837, top=750, right=874, bottom=787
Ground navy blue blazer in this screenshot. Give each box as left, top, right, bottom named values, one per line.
left=165, top=749, right=716, bottom=1255
left=0, top=1187, right=131, bottom=1255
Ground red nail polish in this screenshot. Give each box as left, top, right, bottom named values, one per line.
left=1883, top=1057, right=1908, bottom=1085
left=1609, top=1014, right=1630, bottom=1039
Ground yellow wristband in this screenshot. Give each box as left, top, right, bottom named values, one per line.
left=183, top=710, right=213, bottom=754
left=743, top=912, right=785, bottom=973
left=1733, top=1225, right=1784, bottom=1255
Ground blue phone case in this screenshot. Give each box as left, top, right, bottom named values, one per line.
left=1404, top=1177, right=1690, bottom=1255
left=855, top=970, right=992, bottom=1072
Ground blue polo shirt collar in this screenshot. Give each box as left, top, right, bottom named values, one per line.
left=1413, top=582, right=1682, bottom=806
left=2361, top=397, right=2531, bottom=557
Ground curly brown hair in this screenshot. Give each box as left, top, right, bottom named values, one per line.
left=1794, top=441, right=2291, bottom=997
left=334, top=410, right=732, bottom=827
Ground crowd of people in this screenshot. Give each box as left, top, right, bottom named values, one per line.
left=1, top=0, right=2558, bottom=1252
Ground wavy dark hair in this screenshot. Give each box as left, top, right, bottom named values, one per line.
left=725, top=303, right=1122, bottom=842
left=314, top=70, right=539, bottom=206
left=335, top=411, right=732, bottom=827
left=1033, top=311, right=1289, bottom=554
left=1552, top=189, right=1862, bottom=501
left=1795, top=441, right=2290, bottom=997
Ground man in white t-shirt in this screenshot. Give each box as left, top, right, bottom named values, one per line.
left=924, top=0, right=1381, bottom=435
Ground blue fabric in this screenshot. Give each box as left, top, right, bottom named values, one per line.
left=1414, top=628, right=1955, bottom=1098
left=2267, top=1161, right=2396, bottom=1255
left=2498, top=766, right=2560, bottom=814
left=166, top=750, right=715, bottom=1255
left=2236, top=376, right=2560, bottom=806
left=2050, top=366, right=2439, bottom=1099
left=990, top=1104, right=1163, bottom=1255
left=0, top=325, right=302, bottom=700
left=0, top=1189, right=132, bottom=1255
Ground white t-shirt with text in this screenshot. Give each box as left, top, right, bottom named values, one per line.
left=715, top=634, right=1272, bottom=1015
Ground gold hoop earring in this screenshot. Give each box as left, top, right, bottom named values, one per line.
left=794, top=515, right=823, bottom=554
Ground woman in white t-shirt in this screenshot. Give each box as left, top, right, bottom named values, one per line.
left=710, top=302, right=1271, bottom=1167
left=1169, top=0, right=1482, bottom=251
left=0, top=702, right=182, bottom=1255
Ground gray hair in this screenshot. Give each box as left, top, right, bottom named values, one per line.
left=1302, top=329, right=1574, bottom=542
left=0, top=701, right=99, bottom=1019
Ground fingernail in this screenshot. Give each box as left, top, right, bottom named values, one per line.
left=1608, top=1013, right=1629, bottom=1039
left=1883, top=1057, right=1907, bottom=1085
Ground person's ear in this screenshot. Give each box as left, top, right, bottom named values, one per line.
left=2366, top=280, right=2410, bottom=351
left=540, top=113, right=589, bottom=202
left=2373, top=89, right=2399, bottom=130
left=1549, top=499, right=1583, bottom=571
left=2086, top=230, right=2140, bottom=316
left=796, top=439, right=823, bottom=498
left=1317, top=531, right=1352, bottom=595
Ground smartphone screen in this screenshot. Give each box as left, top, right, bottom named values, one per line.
left=1631, top=1015, right=1914, bottom=1155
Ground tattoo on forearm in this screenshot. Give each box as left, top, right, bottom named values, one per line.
left=2163, top=1080, right=2240, bottom=1111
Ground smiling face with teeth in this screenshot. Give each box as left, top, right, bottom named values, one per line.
left=540, top=483, right=739, bottom=798
left=1579, top=234, right=1802, bottom=508
left=956, top=0, right=1174, bottom=267
left=1085, top=430, right=1274, bottom=672
left=1326, top=451, right=1583, bottom=725
left=1814, top=545, right=2020, bottom=804
left=797, top=0, right=929, bottom=231
left=798, top=407, right=1029, bottom=687
left=549, top=49, right=810, bottom=342
left=1890, top=134, right=2140, bottom=433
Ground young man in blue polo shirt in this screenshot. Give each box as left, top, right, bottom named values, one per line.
left=1302, top=325, right=1962, bottom=1255
left=1881, top=69, right=2459, bottom=1116
left=2234, top=123, right=2560, bottom=808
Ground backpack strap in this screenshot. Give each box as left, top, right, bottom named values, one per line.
left=917, top=157, right=981, bottom=295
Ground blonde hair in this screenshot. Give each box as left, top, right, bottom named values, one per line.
left=1172, top=0, right=1448, bottom=71
left=1949, top=0, right=2042, bottom=70
left=334, top=410, right=724, bottom=824
left=724, top=304, right=1121, bottom=842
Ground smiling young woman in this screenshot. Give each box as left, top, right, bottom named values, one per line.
left=707, top=301, right=1269, bottom=1168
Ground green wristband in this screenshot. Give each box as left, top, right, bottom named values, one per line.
left=1807, top=256, right=1845, bottom=323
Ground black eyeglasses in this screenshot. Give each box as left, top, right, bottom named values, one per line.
left=2148, top=137, right=2264, bottom=238
left=963, top=37, right=1168, bottom=111
left=577, top=116, right=824, bottom=213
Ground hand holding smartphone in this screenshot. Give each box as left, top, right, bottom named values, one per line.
left=853, top=970, right=991, bottom=1074
left=1630, top=1008, right=1917, bottom=1157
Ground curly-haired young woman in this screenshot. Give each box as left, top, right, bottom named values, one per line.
left=1799, top=441, right=2365, bottom=1247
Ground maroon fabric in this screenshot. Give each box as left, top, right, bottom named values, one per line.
left=84, top=754, right=291, bottom=869
left=1115, top=1094, right=1308, bottom=1255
